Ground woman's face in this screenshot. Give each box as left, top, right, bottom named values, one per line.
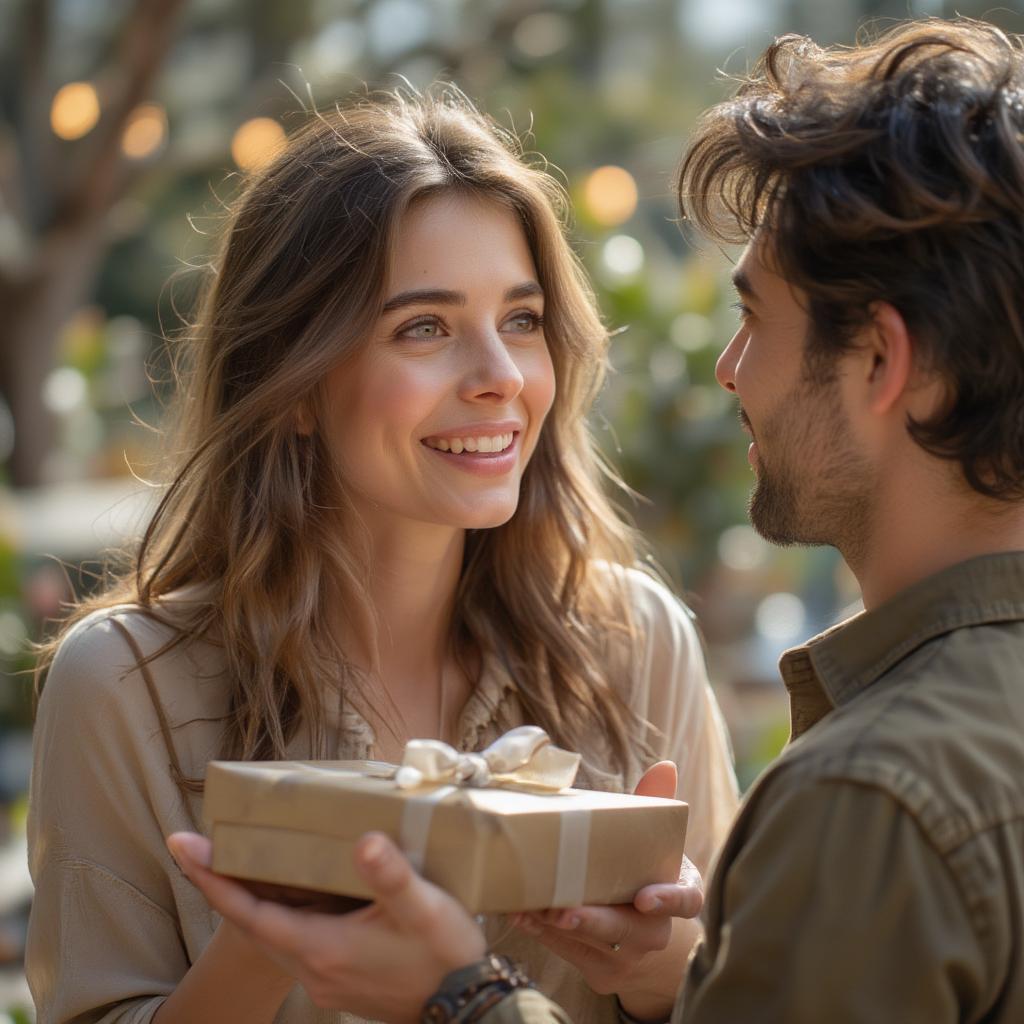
left=321, top=192, right=556, bottom=536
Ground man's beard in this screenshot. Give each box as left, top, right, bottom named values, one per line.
left=745, top=376, right=873, bottom=562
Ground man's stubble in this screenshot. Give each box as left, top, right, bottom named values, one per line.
left=746, top=369, right=874, bottom=569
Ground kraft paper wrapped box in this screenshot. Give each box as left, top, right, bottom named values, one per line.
left=203, top=727, right=689, bottom=914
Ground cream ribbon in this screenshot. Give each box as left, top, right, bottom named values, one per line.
left=394, top=727, right=589, bottom=907
left=393, top=725, right=581, bottom=792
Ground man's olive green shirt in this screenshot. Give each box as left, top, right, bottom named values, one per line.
left=490, top=551, right=1024, bottom=1024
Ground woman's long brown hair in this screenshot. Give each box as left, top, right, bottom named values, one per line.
left=37, top=87, right=652, bottom=780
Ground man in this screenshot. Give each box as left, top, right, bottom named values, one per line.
left=169, top=16, right=1024, bottom=1023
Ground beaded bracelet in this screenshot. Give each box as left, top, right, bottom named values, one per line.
left=422, top=954, right=535, bottom=1024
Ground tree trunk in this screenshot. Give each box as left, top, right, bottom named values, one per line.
left=0, top=218, right=107, bottom=486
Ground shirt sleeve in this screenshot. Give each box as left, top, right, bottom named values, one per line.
left=482, top=988, right=574, bottom=1024
left=26, top=612, right=193, bottom=1024
left=624, top=570, right=740, bottom=877
left=678, top=775, right=988, bottom=1024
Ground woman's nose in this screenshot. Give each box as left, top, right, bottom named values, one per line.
left=459, top=332, right=525, bottom=403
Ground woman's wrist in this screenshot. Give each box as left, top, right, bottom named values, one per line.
left=615, top=992, right=674, bottom=1024
left=613, top=916, right=698, bottom=1021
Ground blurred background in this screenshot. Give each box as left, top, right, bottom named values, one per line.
left=0, top=0, right=1020, bottom=1015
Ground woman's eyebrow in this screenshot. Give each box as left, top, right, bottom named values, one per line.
left=381, top=281, right=544, bottom=313
left=505, top=281, right=544, bottom=302
left=382, top=288, right=465, bottom=313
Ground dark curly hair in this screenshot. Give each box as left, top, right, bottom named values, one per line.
left=678, top=18, right=1024, bottom=500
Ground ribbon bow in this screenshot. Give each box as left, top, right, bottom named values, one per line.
left=394, top=725, right=581, bottom=792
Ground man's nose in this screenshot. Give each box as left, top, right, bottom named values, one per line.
left=715, top=329, right=744, bottom=393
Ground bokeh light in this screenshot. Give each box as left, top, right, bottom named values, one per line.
left=230, top=117, right=286, bottom=172
left=601, top=234, right=644, bottom=279
left=121, top=104, right=167, bottom=159
left=718, top=524, right=769, bottom=572
left=649, top=348, right=687, bottom=386
left=513, top=13, right=572, bottom=59
left=583, top=165, right=639, bottom=227
left=755, top=592, right=808, bottom=641
left=670, top=312, right=714, bottom=353
left=42, top=367, right=87, bottom=415
left=50, top=82, right=100, bottom=140
left=0, top=610, right=27, bottom=658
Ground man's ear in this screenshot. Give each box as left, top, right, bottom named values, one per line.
left=863, top=301, right=913, bottom=416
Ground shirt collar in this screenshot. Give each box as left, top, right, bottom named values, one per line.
left=779, top=551, right=1024, bottom=739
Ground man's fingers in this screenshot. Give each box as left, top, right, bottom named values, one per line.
left=354, top=833, right=443, bottom=929
left=354, top=833, right=412, bottom=895
left=353, top=832, right=487, bottom=966
left=633, top=761, right=678, bottom=800
left=167, top=831, right=213, bottom=872
left=167, top=832, right=314, bottom=955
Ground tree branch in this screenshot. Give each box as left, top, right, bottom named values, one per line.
left=55, top=0, right=189, bottom=228
left=8, top=0, right=51, bottom=233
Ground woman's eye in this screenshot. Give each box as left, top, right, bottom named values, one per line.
left=399, top=319, right=445, bottom=340
left=503, top=311, right=545, bottom=333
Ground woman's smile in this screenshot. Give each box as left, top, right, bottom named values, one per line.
left=322, top=193, right=555, bottom=532
left=422, top=430, right=520, bottom=476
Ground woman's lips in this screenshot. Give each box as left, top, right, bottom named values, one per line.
left=422, top=432, right=520, bottom=477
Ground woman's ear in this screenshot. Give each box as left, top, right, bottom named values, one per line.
left=295, top=400, right=315, bottom=436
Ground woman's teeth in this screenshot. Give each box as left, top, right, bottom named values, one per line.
left=425, top=432, right=514, bottom=454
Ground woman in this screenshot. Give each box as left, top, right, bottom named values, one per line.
left=27, top=88, right=738, bottom=1024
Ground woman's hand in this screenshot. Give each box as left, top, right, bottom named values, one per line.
left=511, top=761, right=703, bottom=1020
left=167, top=831, right=486, bottom=1022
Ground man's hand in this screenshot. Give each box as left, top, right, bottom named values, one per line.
left=167, top=831, right=486, bottom=1022
left=511, top=761, right=703, bottom=1019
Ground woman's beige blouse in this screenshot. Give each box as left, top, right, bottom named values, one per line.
left=26, top=568, right=739, bottom=1024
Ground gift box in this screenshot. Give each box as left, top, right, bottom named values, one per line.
left=203, top=728, right=689, bottom=914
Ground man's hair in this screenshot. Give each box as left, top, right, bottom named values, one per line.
left=678, top=18, right=1024, bottom=500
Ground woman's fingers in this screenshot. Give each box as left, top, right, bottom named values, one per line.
left=634, top=880, right=703, bottom=918
left=515, top=918, right=608, bottom=970
left=519, top=904, right=670, bottom=955
left=633, top=760, right=678, bottom=800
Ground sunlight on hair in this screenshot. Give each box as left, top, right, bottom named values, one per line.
left=50, top=82, right=100, bottom=140
left=231, top=117, right=286, bottom=172
left=583, top=165, right=638, bottom=227
left=121, top=104, right=168, bottom=159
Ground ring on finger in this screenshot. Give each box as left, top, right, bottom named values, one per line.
left=610, top=941, right=622, bottom=952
